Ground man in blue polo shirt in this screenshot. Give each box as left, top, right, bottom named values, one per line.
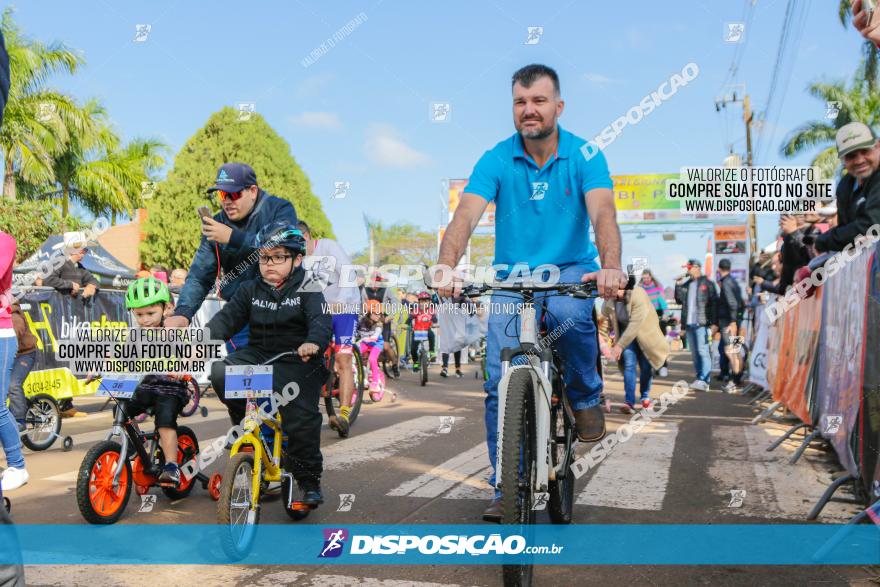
left=434, top=63, right=627, bottom=523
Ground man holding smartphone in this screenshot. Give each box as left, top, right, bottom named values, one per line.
left=165, top=163, right=298, bottom=352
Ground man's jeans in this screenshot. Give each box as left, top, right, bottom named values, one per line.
left=685, top=325, right=711, bottom=382
left=484, top=263, right=601, bottom=494
left=621, top=341, right=653, bottom=405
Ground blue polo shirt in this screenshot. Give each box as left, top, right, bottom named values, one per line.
left=464, top=125, right=613, bottom=272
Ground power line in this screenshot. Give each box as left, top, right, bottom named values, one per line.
left=754, top=0, right=808, bottom=164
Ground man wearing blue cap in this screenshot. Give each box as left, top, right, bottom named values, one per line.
left=165, top=163, right=298, bottom=352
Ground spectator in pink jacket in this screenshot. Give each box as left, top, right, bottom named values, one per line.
left=0, top=232, right=28, bottom=490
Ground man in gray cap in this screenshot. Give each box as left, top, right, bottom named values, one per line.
left=815, top=122, right=880, bottom=252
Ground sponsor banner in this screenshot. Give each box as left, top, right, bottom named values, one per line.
left=0, top=524, right=878, bottom=565
left=18, top=289, right=224, bottom=398
left=748, top=302, right=770, bottom=388
left=815, top=246, right=871, bottom=477
left=764, top=301, right=783, bottom=393
left=771, top=286, right=823, bottom=424
left=449, top=179, right=495, bottom=227
left=862, top=245, right=880, bottom=498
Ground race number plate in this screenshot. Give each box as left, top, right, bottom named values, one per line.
left=96, top=374, right=140, bottom=399
left=413, top=330, right=429, bottom=341
left=225, top=365, right=273, bottom=399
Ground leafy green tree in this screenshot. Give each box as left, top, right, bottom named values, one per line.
left=0, top=199, right=85, bottom=262
left=0, top=8, right=85, bottom=200
left=780, top=74, right=880, bottom=179
left=141, top=107, right=333, bottom=268
left=352, top=222, right=436, bottom=267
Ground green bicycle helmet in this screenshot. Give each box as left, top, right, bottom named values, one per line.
left=125, top=276, right=170, bottom=309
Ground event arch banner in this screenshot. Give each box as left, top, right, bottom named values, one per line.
left=613, top=173, right=744, bottom=224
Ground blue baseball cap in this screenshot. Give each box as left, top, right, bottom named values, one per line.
left=207, top=162, right=257, bottom=193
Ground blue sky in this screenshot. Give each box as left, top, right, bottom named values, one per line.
left=11, top=1, right=865, bottom=286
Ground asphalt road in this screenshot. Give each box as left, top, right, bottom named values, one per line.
left=8, top=351, right=877, bottom=586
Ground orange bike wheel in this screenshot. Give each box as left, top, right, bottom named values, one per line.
left=76, top=440, right=132, bottom=524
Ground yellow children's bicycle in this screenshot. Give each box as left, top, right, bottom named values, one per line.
left=216, top=351, right=314, bottom=559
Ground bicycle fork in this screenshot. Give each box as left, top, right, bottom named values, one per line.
left=495, top=303, right=553, bottom=494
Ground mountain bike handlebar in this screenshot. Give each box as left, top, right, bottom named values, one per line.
left=460, top=275, right=635, bottom=299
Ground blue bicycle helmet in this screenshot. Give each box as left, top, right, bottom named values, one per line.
left=254, top=221, right=306, bottom=255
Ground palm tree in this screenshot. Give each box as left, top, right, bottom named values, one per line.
left=780, top=74, right=880, bottom=179
left=44, top=99, right=166, bottom=218
left=839, top=0, right=878, bottom=90
left=0, top=8, right=85, bottom=199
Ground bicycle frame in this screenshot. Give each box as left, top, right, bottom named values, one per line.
left=228, top=399, right=289, bottom=516
left=495, top=302, right=555, bottom=493
left=105, top=402, right=166, bottom=487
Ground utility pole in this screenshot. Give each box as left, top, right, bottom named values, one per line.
left=715, top=85, right=757, bottom=257
left=743, top=94, right=756, bottom=257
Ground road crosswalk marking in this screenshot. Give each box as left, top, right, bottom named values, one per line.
left=575, top=420, right=679, bottom=510
left=388, top=443, right=487, bottom=498
left=708, top=424, right=856, bottom=521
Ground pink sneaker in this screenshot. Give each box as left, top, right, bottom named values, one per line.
left=369, top=383, right=384, bottom=402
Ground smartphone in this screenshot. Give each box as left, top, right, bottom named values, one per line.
left=197, top=206, right=211, bottom=222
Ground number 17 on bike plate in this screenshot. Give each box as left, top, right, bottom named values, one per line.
left=224, top=365, right=273, bottom=399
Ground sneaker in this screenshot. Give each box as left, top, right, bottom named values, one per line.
left=482, top=496, right=503, bottom=523
left=641, top=398, right=652, bottom=409
left=620, top=403, right=635, bottom=414
left=574, top=405, right=606, bottom=442
left=690, top=379, right=709, bottom=392
left=329, top=414, right=350, bottom=438
left=1, top=467, right=28, bottom=491
left=455, top=370, right=463, bottom=378
left=295, top=484, right=324, bottom=508
left=158, top=463, right=180, bottom=487
left=412, top=364, right=420, bottom=373
left=658, top=366, right=668, bottom=377
left=440, top=367, right=449, bottom=378
left=723, top=381, right=737, bottom=394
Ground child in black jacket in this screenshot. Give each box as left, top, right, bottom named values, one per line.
left=207, top=223, right=331, bottom=507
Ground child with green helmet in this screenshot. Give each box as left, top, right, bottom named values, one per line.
left=124, top=276, right=190, bottom=487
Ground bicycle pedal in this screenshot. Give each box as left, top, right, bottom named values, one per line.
left=290, top=501, right=317, bottom=511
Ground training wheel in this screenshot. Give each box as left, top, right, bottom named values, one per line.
left=208, top=473, right=222, bottom=501
left=62, top=436, right=74, bottom=451
left=200, top=406, right=208, bottom=418
left=3, top=497, right=9, bottom=514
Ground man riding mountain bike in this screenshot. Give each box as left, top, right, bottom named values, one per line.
left=434, top=64, right=627, bottom=523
